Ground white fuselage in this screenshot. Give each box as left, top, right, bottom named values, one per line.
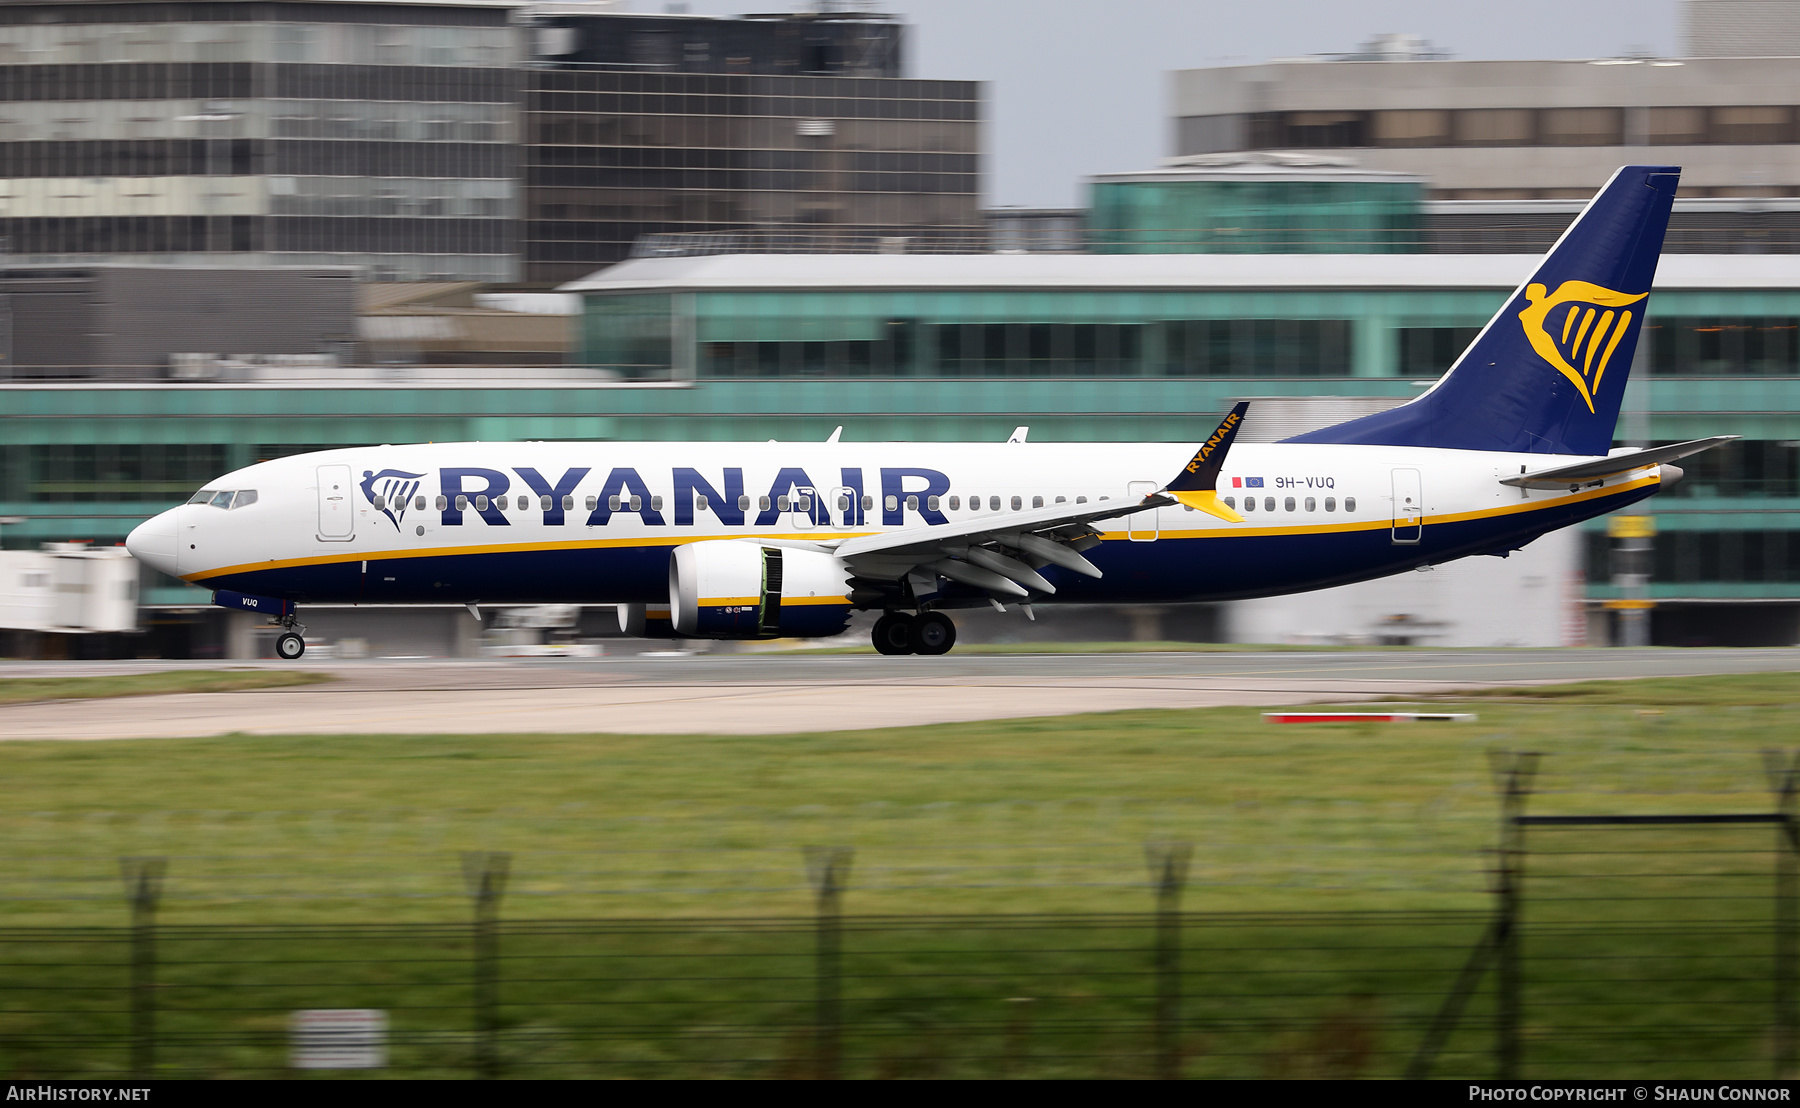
left=125, top=439, right=1661, bottom=609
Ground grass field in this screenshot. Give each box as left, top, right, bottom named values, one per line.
left=1, top=671, right=1796, bottom=1078
left=0, top=671, right=1794, bottom=927
left=0, top=668, right=331, bottom=707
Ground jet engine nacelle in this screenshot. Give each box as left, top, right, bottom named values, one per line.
left=668, top=540, right=853, bottom=639
left=617, top=603, right=679, bottom=639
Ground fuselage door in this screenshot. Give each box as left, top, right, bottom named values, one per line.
left=829, top=485, right=859, bottom=529
left=790, top=485, right=817, bottom=530
left=317, top=464, right=355, bottom=541
left=1126, top=480, right=1159, bottom=541
left=1391, top=468, right=1423, bottom=545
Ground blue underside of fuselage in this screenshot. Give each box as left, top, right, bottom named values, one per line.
left=200, top=484, right=1654, bottom=607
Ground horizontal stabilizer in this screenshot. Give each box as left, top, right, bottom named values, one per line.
left=1499, top=436, right=1737, bottom=491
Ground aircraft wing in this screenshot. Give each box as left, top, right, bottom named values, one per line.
left=826, top=404, right=1249, bottom=602
left=1499, top=436, right=1737, bottom=491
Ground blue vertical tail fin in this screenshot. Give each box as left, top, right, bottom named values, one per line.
left=1285, top=165, right=1680, bottom=456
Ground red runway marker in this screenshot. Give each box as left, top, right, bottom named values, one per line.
left=1262, top=711, right=1477, bottom=724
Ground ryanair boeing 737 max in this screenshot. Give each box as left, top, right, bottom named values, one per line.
left=126, top=165, right=1731, bottom=657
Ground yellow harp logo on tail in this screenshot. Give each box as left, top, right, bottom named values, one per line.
left=1518, top=281, right=1649, bottom=413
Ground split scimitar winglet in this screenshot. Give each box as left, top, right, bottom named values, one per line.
left=1161, top=401, right=1249, bottom=524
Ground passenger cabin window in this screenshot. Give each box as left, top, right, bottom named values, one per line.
left=632, top=496, right=645, bottom=512
left=760, top=496, right=772, bottom=511
left=885, top=495, right=898, bottom=511
left=415, top=496, right=427, bottom=511
left=1345, top=497, right=1356, bottom=512
left=861, top=495, right=874, bottom=510
left=1055, top=496, right=1066, bottom=504
left=778, top=496, right=792, bottom=511
left=1285, top=497, right=1296, bottom=512
left=608, top=495, right=621, bottom=511
left=1076, top=496, right=1087, bottom=504
left=835, top=495, right=848, bottom=513
left=562, top=495, right=574, bottom=511
left=796, top=495, right=810, bottom=513
left=1264, top=497, right=1275, bottom=512
left=905, top=495, right=918, bottom=511
left=949, top=495, right=961, bottom=510
left=1244, top=496, right=1256, bottom=512
left=1032, top=496, right=1044, bottom=508
left=738, top=495, right=752, bottom=511
left=1324, top=497, right=1336, bottom=511
left=696, top=494, right=710, bottom=511
left=1224, top=496, right=1236, bottom=509
left=437, top=495, right=449, bottom=510
left=372, top=494, right=386, bottom=510
left=1305, top=497, right=1316, bottom=512
left=1011, top=496, right=1022, bottom=510
left=926, top=495, right=940, bottom=512
left=989, top=496, right=1001, bottom=511
left=456, top=495, right=469, bottom=511
left=475, top=495, right=489, bottom=511
left=650, top=496, right=663, bottom=511
left=495, top=495, right=508, bottom=511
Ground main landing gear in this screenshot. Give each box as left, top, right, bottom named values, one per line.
left=871, top=611, right=957, bottom=656
left=273, top=612, right=308, bottom=660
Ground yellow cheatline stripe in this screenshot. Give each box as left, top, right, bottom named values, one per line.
left=184, top=530, right=881, bottom=582
left=699, top=596, right=761, bottom=607
left=1141, top=472, right=1659, bottom=541
left=183, top=474, right=1659, bottom=583
left=784, top=595, right=852, bottom=607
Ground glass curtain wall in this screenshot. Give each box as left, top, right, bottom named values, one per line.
left=0, top=4, right=520, bottom=281
left=1087, top=179, right=1424, bottom=254
left=524, top=71, right=982, bottom=283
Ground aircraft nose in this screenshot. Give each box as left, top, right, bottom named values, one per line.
left=126, top=508, right=180, bottom=577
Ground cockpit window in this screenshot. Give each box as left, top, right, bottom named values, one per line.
left=209, top=490, right=234, bottom=509
left=189, top=489, right=219, bottom=505
left=230, top=490, right=258, bottom=509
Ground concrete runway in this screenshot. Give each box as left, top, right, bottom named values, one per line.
left=1, top=648, right=1796, bottom=741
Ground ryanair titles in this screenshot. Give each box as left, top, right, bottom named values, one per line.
left=391, top=465, right=956, bottom=531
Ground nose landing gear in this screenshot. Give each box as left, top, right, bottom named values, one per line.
left=870, top=611, right=957, bottom=656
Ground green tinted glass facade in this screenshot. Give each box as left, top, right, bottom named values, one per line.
left=586, top=287, right=1507, bottom=379
left=1087, top=178, right=1425, bottom=254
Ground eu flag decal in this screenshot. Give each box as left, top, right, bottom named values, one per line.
left=1245, top=477, right=1265, bottom=488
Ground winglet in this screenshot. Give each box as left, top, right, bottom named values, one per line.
left=1164, top=402, right=1249, bottom=523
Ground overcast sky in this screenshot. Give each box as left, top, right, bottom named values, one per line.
left=678, top=0, right=1686, bottom=207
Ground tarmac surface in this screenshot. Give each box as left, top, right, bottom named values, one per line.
left=1, top=647, right=1796, bottom=741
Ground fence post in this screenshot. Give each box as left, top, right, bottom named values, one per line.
left=1145, top=841, right=1192, bottom=1080
left=460, top=851, right=510, bottom=1080
left=804, top=846, right=852, bottom=1080
left=1488, top=751, right=1540, bottom=1081
left=1765, top=751, right=1800, bottom=1078
left=119, top=857, right=166, bottom=1080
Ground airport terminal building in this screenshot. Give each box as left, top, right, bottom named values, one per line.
left=1, top=0, right=1797, bottom=653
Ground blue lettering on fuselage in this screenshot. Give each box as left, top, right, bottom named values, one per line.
left=755, top=467, right=828, bottom=526
left=585, top=467, right=666, bottom=526
left=440, top=468, right=511, bottom=526
left=674, top=467, right=746, bottom=526
left=841, top=467, right=866, bottom=526
left=880, top=468, right=950, bottom=525
left=514, top=466, right=590, bottom=526
left=427, top=463, right=961, bottom=529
